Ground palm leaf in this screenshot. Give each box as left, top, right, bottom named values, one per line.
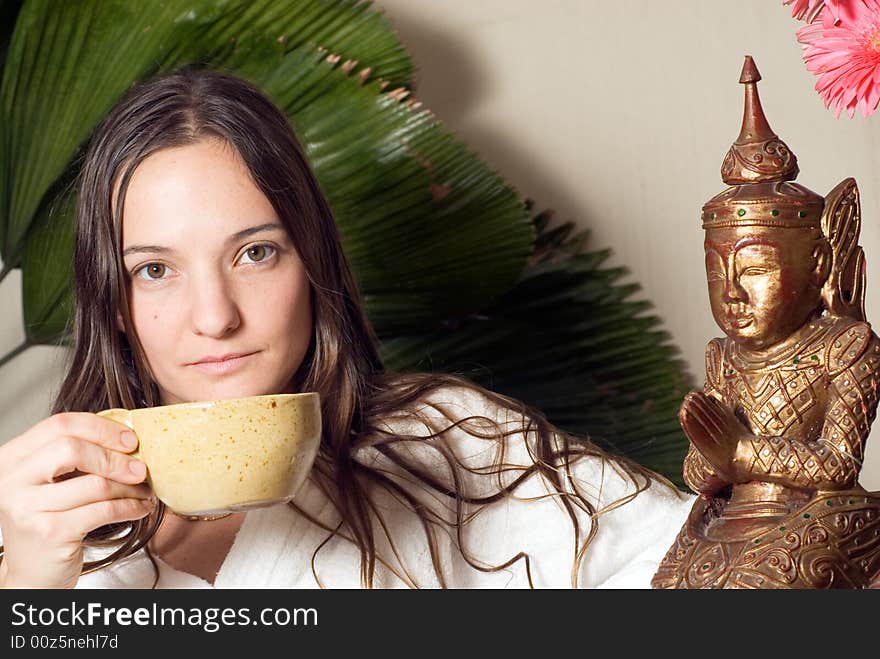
left=0, top=0, right=22, bottom=74
left=21, top=184, right=75, bottom=344
left=0, top=0, right=411, bottom=271
left=381, top=210, right=692, bottom=485
left=234, top=48, right=533, bottom=332
left=0, top=0, right=23, bottom=258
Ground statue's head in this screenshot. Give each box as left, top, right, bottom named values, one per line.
left=701, top=56, right=832, bottom=352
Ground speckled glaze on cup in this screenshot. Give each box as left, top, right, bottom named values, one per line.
left=97, top=393, right=321, bottom=516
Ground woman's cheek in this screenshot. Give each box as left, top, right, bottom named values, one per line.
left=131, top=303, right=175, bottom=350
left=256, top=265, right=310, bottom=313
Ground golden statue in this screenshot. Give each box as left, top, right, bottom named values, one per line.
left=652, top=56, right=880, bottom=589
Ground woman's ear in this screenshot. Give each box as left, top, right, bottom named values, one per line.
left=116, top=311, right=125, bottom=333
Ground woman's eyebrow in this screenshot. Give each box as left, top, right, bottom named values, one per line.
left=225, top=222, right=286, bottom=245
left=122, top=243, right=174, bottom=257
left=122, top=222, right=285, bottom=257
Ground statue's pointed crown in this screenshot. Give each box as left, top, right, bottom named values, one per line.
left=702, top=56, right=824, bottom=229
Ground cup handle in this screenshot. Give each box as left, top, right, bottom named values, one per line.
left=96, top=408, right=140, bottom=460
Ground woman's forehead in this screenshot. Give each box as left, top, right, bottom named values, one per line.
left=120, top=140, right=278, bottom=248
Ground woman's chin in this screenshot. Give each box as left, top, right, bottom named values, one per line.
left=162, top=384, right=278, bottom=405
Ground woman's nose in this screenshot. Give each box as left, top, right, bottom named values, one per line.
left=188, top=276, right=241, bottom=338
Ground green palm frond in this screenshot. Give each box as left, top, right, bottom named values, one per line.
left=1, top=0, right=692, bottom=484
left=0, top=1, right=22, bottom=73
left=382, top=208, right=691, bottom=483
left=248, top=49, right=533, bottom=332
left=0, top=0, right=411, bottom=270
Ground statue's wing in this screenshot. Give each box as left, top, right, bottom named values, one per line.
left=821, top=177, right=866, bottom=321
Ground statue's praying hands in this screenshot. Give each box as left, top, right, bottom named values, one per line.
left=679, top=391, right=745, bottom=492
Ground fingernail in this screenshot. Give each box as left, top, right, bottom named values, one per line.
left=121, top=431, right=138, bottom=449
left=129, top=460, right=147, bottom=478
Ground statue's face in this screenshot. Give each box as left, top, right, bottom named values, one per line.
left=704, top=225, right=827, bottom=351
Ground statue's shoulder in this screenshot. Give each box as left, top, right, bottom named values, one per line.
left=821, top=316, right=876, bottom=377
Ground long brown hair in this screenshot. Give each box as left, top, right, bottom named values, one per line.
left=51, top=69, right=662, bottom=588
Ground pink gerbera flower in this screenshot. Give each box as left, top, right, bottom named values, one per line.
left=784, top=0, right=841, bottom=24
left=797, top=0, right=880, bottom=117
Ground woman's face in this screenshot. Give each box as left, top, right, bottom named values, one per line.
left=119, top=138, right=313, bottom=405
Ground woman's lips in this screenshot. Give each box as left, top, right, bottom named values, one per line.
left=189, top=352, right=256, bottom=375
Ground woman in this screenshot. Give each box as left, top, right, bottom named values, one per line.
left=0, top=69, right=691, bottom=589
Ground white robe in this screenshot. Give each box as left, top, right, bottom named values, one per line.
left=60, top=386, right=693, bottom=588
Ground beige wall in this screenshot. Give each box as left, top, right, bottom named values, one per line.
left=2, top=0, right=879, bottom=487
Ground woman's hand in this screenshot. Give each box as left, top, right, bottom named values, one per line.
left=0, top=413, right=155, bottom=588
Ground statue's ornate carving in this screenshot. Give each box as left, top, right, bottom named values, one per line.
left=652, top=56, right=880, bottom=589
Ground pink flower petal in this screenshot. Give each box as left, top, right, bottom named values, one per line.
left=784, top=0, right=837, bottom=23
left=797, top=0, right=880, bottom=117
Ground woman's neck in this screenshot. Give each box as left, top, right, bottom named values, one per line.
left=148, top=511, right=247, bottom=585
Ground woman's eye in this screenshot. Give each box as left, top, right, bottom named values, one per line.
left=239, top=244, right=276, bottom=264
left=134, top=263, right=167, bottom=280
left=739, top=267, right=768, bottom=277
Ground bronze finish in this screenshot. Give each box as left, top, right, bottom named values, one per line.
left=652, top=56, right=880, bottom=589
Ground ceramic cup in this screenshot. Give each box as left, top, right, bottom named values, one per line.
left=97, top=392, right=321, bottom=516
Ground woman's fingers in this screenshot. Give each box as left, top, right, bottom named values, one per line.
left=20, top=435, right=147, bottom=485
left=40, top=474, right=153, bottom=512
left=65, top=497, right=156, bottom=540
left=0, top=413, right=152, bottom=589
left=1, top=412, right=137, bottom=464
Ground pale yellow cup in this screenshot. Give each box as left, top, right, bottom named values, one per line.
left=97, top=392, right=321, bottom=516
